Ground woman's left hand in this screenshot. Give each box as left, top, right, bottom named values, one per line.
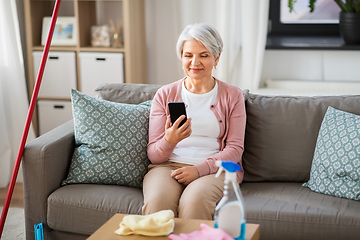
left=171, top=166, right=200, bottom=185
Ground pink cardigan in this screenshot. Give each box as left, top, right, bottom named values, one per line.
left=147, top=78, right=246, bottom=183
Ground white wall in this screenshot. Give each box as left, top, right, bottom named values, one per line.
left=261, top=50, right=360, bottom=84
left=259, top=50, right=360, bottom=95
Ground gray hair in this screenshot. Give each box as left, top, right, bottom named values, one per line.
left=176, top=23, right=223, bottom=59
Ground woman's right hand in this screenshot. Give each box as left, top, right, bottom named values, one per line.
left=164, top=115, right=191, bottom=144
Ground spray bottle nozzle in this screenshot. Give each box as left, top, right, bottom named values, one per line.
left=215, top=160, right=242, bottom=178
left=215, top=161, right=223, bottom=178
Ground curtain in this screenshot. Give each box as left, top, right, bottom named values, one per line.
left=0, top=0, right=35, bottom=187
left=240, top=0, right=270, bottom=90
left=145, top=0, right=269, bottom=91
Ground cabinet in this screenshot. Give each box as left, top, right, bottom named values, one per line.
left=79, top=52, right=124, bottom=96
left=32, top=51, right=77, bottom=98
left=37, top=100, right=73, bottom=135
left=23, top=0, right=147, bottom=135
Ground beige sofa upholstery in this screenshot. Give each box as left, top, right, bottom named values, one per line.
left=22, top=83, right=360, bottom=240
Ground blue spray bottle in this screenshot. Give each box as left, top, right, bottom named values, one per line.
left=214, top=161, right=246, bottom=240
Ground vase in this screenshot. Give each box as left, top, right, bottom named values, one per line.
left=339, top=12, right=360, bottom=45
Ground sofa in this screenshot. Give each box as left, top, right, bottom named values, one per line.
left=22, top=83, right=360, bottom=240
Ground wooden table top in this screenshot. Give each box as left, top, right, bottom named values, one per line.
left=87, top=214, right=260, bottom=240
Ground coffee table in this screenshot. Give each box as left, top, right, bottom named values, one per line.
left=87, top=214, right=260, bottom=240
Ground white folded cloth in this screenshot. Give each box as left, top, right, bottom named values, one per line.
left=115, top=210, right=175, bottom=236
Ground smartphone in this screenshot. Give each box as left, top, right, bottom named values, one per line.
left=168, top=102, right=187, bottom=127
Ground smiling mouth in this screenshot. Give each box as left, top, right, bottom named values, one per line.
left=191, top=68, right=203, bottom=72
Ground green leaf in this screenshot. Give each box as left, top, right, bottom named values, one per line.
left=309, top=0, right=317, bottom=12
left=335, top=0, right=354, bottom=12
left=288, top=0, right=297, bottom=13
left=354, top=0, right=360, bottom=13
left=345, top=0, right=355, bottom=12
left=334, top=0, right=347, bottom=11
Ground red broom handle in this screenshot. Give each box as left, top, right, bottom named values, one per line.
left=0, top=0, right=62, bottom=237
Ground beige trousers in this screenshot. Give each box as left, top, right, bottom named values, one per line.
left=142, top=161, right=225, bottom=220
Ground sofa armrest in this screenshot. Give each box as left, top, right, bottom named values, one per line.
left=22, top=120, right=75, bottom=239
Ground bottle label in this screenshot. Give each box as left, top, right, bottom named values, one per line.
left=214, top=222, right=246, bottom=240
left=236, top=222, right=246, bottom=240
left=217, top=202, right=244, bottom=238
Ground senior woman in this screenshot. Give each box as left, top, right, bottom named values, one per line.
left=142, top=23, right=246, bottom=220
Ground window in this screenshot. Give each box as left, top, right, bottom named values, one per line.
left=281, top=0, right=340, bottom=24
left=269, top=0, right=341, bottom=36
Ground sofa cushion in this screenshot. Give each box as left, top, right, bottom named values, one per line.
left=241, top=182, right=360, bottom=240
left=95, top=83, right=162, bottom=104
left=303, top=107, right=360, bottom=200
left=47, top=184, right=143, bottom=235
left=243, top=94, right=360, bottom=182
left=62, top=89, right=151, bottom=188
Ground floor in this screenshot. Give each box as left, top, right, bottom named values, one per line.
left=0, top=183, right=24, bottom=208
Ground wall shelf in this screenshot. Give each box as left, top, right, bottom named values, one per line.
left=24, top=0, right=147, bottom=135
left=266, top=35, right=360, bottom=51
left=79, top=47, right=125, bottom=52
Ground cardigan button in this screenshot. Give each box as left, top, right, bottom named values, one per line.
left=219, top=120, right=222, bottom=123
left=211, top=105, right=214, bottom=108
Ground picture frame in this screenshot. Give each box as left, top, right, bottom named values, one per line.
left=41, top=17, right=77, bottom=46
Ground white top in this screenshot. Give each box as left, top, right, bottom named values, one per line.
left=168, top=81, right=220, bottom=165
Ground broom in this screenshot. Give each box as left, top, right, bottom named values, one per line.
left=0, top=0, right=62, bottom=237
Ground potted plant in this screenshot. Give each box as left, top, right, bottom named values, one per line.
left=288, top=0, right=360, bottom=45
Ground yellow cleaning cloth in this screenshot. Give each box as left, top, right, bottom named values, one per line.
left=115, top=210, right=175, bottom=236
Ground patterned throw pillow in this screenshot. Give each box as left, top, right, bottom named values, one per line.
left=62, top=89, right=152, bottom=188
left=303, top=107, right=360, bottom=201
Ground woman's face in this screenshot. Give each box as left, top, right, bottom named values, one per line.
left=181, top=40, right=219, bottom=81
